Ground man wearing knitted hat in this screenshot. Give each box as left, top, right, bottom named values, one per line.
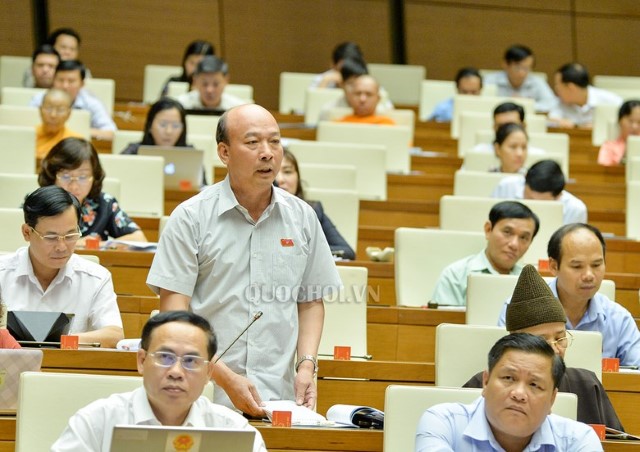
left=498, top=223, right=640, bottom=367
left=465, top=264, right=623, bottom=429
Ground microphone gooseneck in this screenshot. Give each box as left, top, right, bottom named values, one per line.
left=213, top=311, right=263, bottom=363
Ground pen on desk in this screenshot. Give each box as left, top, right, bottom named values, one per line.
left=318, top=353, right=373, bottom=360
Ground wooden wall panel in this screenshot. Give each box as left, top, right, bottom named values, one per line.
left=48, top=0, right=222, bottom=101
left=412, top=0, right=571, bottom=12
left=0, top=2, right=33, bottom=56
left=575, top=16, right=640, bottom=76
left=404, top=1, right=573, bottom=81
left=575, top=0, right=640, bottom=17
left=220, top=0, right=391, bottom=109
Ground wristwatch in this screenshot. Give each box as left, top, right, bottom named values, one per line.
left=295, top=355, right=318, bottom=375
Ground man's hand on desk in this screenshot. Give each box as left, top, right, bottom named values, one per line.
left=212, top=360, right=265, bottom=417
left=294, top=364, right=317, bottom=409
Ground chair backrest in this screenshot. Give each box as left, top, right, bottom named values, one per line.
left=288, top=140, right=387, bottom=200
left=158, top=215, right=170, bottom=237
left=0, top=56, right=31, bottom=90
left=453, top=170, right=511, bottom=198
left=225, top=84, right=254, bottom=103
left=627, top=157, right=640, bottom=182
left=83, top=78, right=115, bottom=116
left=418, top=80, right=455, bottom=121
left=627, top=181, right=640, bottom=239
left=437, top=323, right=603, bottom=385
left=319, top=266, right=368, bottom=357
left=0, top=173, right=120, bottom=208
left=111, top=130, right=143, bottom=154
left=186, top=114, right=220, bottom=136
left=279, top=71, right=317, bottom=114
left=383, top=384, right=577, bottom=452
left=627, top=137, right=640, bottom=183
left=458, top=111, right=492, bottom=156
left=15, top=371, right=214, bottom=452
left=305, top=187, right=359, bottom=251
left=466, top=272, right=615, bottom=328
left=0, top=105, right=90, bottom=139
left=317, top=121, right=411, bottom=173
left=166, top=81, right=189, bottom=98
left=304, top=88, right=344, bottom=125
left=98, top=154, right=164, bottom=217
left=593, top=75, right=640, bottom=90
left=0, top=125, right=36, bottom=174
left=143, top=64, right=181, bottom=103
left=0, top=208, right=26, bottom=252
left=368, top=63, right=426, bottom=105
left=326, top=107, right=415, bottom=144
left=439, top=195, right=563, bottom=265
left=394, top=228, right=486, bottom=307
left=187, top=133, right=221, bottom=184
left=592, top=104, right=619, bottom=146
left=452, top=95, right=535, bottom=139
left=1, top=86, right=46, bottom=106
left=298, top=163, right=357, bottom=192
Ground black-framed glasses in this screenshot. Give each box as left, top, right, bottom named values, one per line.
left=548, top=331, right=573, bottom=350
left=30, top=227, right=81, bottom=244
left=56, top=174, right=94, bottom=185
left=147, top=351, right=209, bottom=371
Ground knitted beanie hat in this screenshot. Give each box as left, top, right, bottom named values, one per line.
left=506, top=264, right=566, bottom=331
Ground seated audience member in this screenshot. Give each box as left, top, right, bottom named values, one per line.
left=276, top=150, right=356, bottom=260
left=51, top=311, right=267, bottom=452
left=39, top=137, right=146, bottom=244
left=310, top=41, right=365, bottom=89
left=416, top=333, right=602, bottom=451
left=175, top=55, right=247, bottom=111
left=490, top=123, right=528, bottom=174
left=29, top=60, right=116, bottom=140
left=470, top=102, right=545, bottom=155
left=0, top=186, right=123, bottom=348
left=23, top=44, right=60, bottom=88
left=318, top=57, right=394, bottom=121
left=121, top=98, right=188, bottom=154
left=431, top=201, right=539, bottom=306
left=23, top=27, right=92, bottom=87
left=492, top=159, right=587, bottom=224
left=162, top=39, right=215, bottom=96
left=499, top=223, right=640, bottom=367
left=483, top=44, right=557, bottom=113
left=549, top=63, right=622, bottom=128
left=429, top=67, right=482, bottom=122
left=464, top=264, right=623, bottom=429
left=0, top=303, right=21, bottom=349
left=598, top=99, right=640, bottom=166
left=36, top=89, right=82, bottom=159
left=338, top=75, right=395, bottom=125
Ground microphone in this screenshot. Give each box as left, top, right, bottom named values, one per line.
left=214, top=311, right=263, bottom=363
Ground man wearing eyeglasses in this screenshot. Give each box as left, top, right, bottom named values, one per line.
left=0, top=186, right=123, bottom=348
left=465, top=264, right=623, bottom=429
left=52, top=311, right=267, bottom=451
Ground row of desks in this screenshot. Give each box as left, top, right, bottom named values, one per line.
left=0, top=348, right=635, bottom=451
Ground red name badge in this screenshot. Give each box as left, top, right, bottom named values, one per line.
left=272, top=410, right=292, bottom=427
left=334, top=346, right=352, bottom=360
left=61, top=335, right=79, bottom=350
left=280, top=238, right=294, bottom=247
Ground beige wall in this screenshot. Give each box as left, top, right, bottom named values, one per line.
left=1, top=0, right=639, bottom=109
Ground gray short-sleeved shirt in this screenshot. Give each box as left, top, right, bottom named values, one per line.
left=147, top=177, right=341, bottom=406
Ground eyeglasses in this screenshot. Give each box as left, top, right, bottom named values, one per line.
left=56, top=174, right=94, bottom=185
left=155, top=121, right=184, bottom=131
left=147, top=351, right=209, bottom=372
left=547, top=331, right=573, bottom=350
left=30, top=227, right=81, bottom=244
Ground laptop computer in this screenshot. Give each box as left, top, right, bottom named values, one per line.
left=110, top=425, right=255, bottom=452
left=0, top=349, right=43, bottom=409
left=137, top=146, right=204, bottom=190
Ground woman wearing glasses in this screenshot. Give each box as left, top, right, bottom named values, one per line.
left=39, top=137, right=147, bottom=245
left=120, top=97, right=188, bottom=155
